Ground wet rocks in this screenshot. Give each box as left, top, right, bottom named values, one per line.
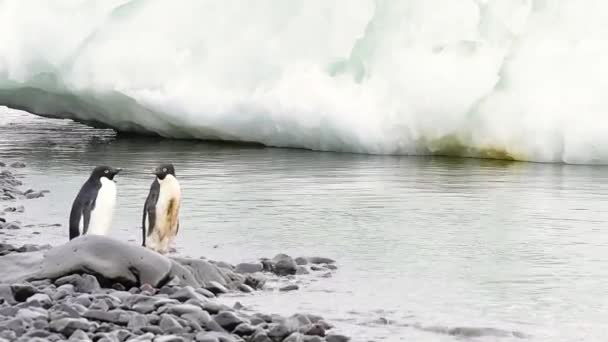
left=9, top=162, right=26, bottom=168
left=213, top=311, right=244, bottom=331
left=55, top=274, right=101, bottom=294
left=279, top=284, right=299, bottom=292
left=235, top=262, right=263, bottom=274
left=271, top=254, right=297, bottom=276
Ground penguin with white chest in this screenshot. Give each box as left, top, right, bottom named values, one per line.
left=142, top=163, right=181, bottom=254
left=69, top=166, right=122, bottom=240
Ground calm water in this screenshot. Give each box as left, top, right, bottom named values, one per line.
left=1, top=108, right=608, bottom=341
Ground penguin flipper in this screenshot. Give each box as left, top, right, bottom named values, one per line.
left=143, top=180, right=160, bottom=247
left=82, top=201, right=93, bottom=235
left=69, top=200, right=83, bottom=240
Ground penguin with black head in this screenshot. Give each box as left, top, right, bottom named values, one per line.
left=142, top=163, right=181, bottom=254
left=69, top=165, right=122, bottom=240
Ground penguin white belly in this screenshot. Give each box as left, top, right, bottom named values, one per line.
left=87, top=178, right=116, bottom=235
left=150, top=175, right=181, bottom=253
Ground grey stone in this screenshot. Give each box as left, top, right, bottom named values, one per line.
left=0, top=331, right=16, bottom=340
left=206, top=281, right=228, bottom=295
left=83, top=309, right=131, bottom=325
left=170, top=258, right=229, bottom=287
left=55, top=274, right=100, bottom=294
left=284, top=333, right=305, bottom=342
left=69, top=329, right=91, bottom=341
left=214, top=311, right=244, bottom=331
left=233, top=323, right=257, bottom=336
left=195, top=331, right=236, bottom=342
left=25, top=191, right=44, bottom=199
left=250, top=330, right=272, bottom=342
left=17, top=307, right=48, bottom=321
left=295, top=267, right=309, bottom=275
left=302, top=323, right=325, bottom=337
left=0, top=317, right=31, bottom=336
left=10, top=162, right=25, bottom=168
left=244, top=273, right=266, bottom=290
left=279, top=285, right=299, bottom=292
left=294, top=257, right=308, bottom=266
left=271, top=254, right=297, bottom=276
left=181, top=310, right=212, bottom=326
left=302, top=337, right=324, bottom=342
left=127, top=313, right=149, bottom=331
left=159, top=314, right=185, bottom=334
left=237, top=284, right=254, bottom=293
left=49, top=303, right=82, bottom=320
left=325, top=334, right=350, bottom=342
left=49, top=318, right=95, bottom=336
left=125, top=332, right=155, bottom=341
left=307, top=257, right=335, bottom=265
left=27, top=293, right=52, bottom=308
left=170, top=286, right=207, bottom=302
left=11, top=283, right=38, bottom=302
left=0, top=285, right=15, bottom=305
left=154, top=336, right=188, bottom=342
left=165, top=304, right=203, bottom=316
left=235, top=263, right=263, bottom=274
left=195, top=287, right=216, bottom=298
left=267, top=323, right=291, bottom=341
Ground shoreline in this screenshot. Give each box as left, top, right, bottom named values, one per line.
left=0, top=164, right=349, bottom=342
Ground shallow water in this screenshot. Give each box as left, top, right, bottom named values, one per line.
left=1, top=108, right=608, bottom=341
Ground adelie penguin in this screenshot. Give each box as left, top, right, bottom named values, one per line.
left=69, top=166, right=122, bottom=240
left=142, top=163, right=181, bottom=254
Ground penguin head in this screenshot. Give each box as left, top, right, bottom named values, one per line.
left=154, top=163, right=176, bottom=180
left=91, top=166, right=122, bottom=181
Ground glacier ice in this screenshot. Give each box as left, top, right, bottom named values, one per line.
left=1, top=0, right=608, bottom=164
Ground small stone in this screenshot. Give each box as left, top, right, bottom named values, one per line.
left=195, top=331, right=236, bottom=342
left=126, top=332, right=155, bottom=342
left=159, top=314, right=185, bottom=334
left=49, top=318, right=95, bottom=336
left=267, top=323, right=291, bottom=341
left=307, top=257, right=335, bottom=265
left=250, top=330, right=272, bottom=342
left=310, top=265, right=324, bottom=271
left=235, top=263, right=263, bottom=274
left=295, top=257, right=308, bottom=266
left=237, top=284, right=254, bottom=293
left=233, top=323, right=256, bottom=336
left=10, top=162, right=26, bottom=168
left=27, top=293, right=53, bottom=308
left=0, top=331, right=17, bottom=340
left=205, top=281, right=228, bottom=295
left=154, top=336, right=188, bottom=342
left=194, top=288, right=216, bottom=298
left=140, top=283, right=156, bottom=295
left=17, top=307, right=49, bottom=321
left=166, top=304, right=203, bottom=316
left=295, top=266, right=309, bottom=275
left=303, top=336, right=324, bottom=342
left=181, top=310, right=212, bottom=327
left=213, top=311, right=244, bottom=331
left=244, top=273, right=266, bottom=290
left=303, top=323, right=325, bottom=337
left=69, top=329, right=91, bottom=341
left=284, top=332, right=305, bottom=342
left=11, top=283, right=38, bottom=302
left=3, top=222, right=21, bottom=230
left=279, top=285, right=299, bottom=292
left=0, top=284, right=15, bottom=305
left=325, top=334, right=350, bottom=342
left=170, top=286, right=207, bottom=302
left=326, top=264, right=338, bottom=270
left=25, top=191, right=44, bottom=199
left=83, top=309, right=131, bottom=325
left=127, top=313, right=149, bottom=331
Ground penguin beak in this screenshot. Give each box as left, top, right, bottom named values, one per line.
left=113, top=168, right=123, bottom=175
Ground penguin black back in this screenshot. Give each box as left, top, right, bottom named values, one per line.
left=69, top=166, right=121, bottom=240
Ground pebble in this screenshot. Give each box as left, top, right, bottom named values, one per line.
left=213, top=311, right=244, bottom=331
left=326, top=334, right=350, bottom=342
left=235, top=263, right=263, bottom=274
left=49, top=318, right=96, bottom=336
left=279, top=285, right=299, bottom=292
left=55, top=274, right=100, bottom=294
left=10, top=162, right=26, bottom=168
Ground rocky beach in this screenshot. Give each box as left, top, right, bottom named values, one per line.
left=0, top=164, right=348, bottom=342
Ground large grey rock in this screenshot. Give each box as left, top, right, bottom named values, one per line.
left=271, top=254, right=297, bottom=276
left=33, top=236, right=173, bottom=288
left=213, top=311, right=244, bottom=331
left=170, top=258, right=229, bottom=287
left=195, top=331, right=236, bottom=342
left=49, top=318, right=96, bottom=336
left=235, top=263, right=263, bottom=274
left=83, top=309, right=131, bottom=325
